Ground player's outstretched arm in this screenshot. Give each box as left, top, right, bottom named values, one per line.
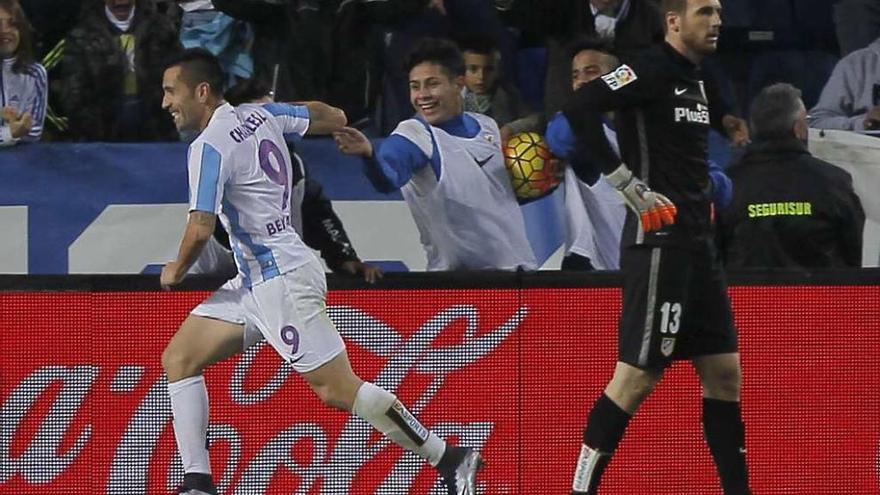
left=300, top=101, right=347, bottom=135
left=335, top=125, right=427, bottom=193
left=333, top=127, right=373, bottom=157
left=606, top=163, right=677, bottom=233
left=161, top=211, right=217, bottom=289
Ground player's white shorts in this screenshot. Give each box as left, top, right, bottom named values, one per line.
left=191, top=258, right=345, bottom=373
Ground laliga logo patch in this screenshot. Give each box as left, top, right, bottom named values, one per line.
left=484, top=133, right=495, bottom=143
left=661, top=337, right=676, bottom=357
left=602, top=64, right=638, bottom=91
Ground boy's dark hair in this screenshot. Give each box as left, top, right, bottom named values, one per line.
left=165, top=48, right=226, bottom=96
left=456, top=33, right=498, bottom=57
left=404, top=37, right=465, bottom=78
left=566, top=35, right=616, bottom=62
left=225, top=78, right=271, bottom=106
left=0, top=0, right=36, bottom=73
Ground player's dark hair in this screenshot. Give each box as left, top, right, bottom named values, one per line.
left=749, top=83, right=804, bottom=140
left=456, top=33, right=498, bottom=57
left=0, top=0, right=36, bottom=74
left=404, top=37, right=465, bottom=78
left=566, top=35, right=616, bottom=62
left=225, top=78, right=271, bottom=106
left=165, top=48, right=226, bottom=97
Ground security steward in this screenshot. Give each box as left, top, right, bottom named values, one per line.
left=720, top=83, right=865, bottom=269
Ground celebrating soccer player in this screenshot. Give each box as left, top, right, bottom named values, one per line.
left=158, top=48, right=483, bottom=495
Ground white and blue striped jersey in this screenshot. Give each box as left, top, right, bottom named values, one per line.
left=187, top=101, right=314, bottom=287
left=0, top=58, right=47, bottom=145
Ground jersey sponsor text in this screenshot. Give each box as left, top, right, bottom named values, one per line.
left=674, top=103, right=710, bottom=124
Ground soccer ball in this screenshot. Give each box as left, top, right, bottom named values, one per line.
left=503, top=131, right=561, bottom=200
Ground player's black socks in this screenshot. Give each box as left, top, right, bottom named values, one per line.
left=572, top=394, right=632, bottom=494
left=703, top=398, right=751, bottom=495
left=584, top=393, right=632, bottom=452
left=182, top=472, right=216, bottom=494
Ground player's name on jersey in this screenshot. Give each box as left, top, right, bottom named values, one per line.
left=266, top=214, right=293, bottom=236
left=747, top=201, right=813, bottom=218
left=229, top=111, right=269, bottom=143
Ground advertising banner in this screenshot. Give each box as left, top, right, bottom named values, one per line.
left=0, top=142, right=564, bottom=274
left=1, top=283, right=878, bottom=494
left=2, top=135, right=879, bottom=273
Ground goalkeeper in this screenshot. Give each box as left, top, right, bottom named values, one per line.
left=561, top=0, right=751, bottom=494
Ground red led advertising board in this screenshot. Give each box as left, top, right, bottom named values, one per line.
left=1, top=283, right=878, bottom=494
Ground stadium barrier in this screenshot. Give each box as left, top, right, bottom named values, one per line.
left=2, top=270, right=878, bottom=494
left=4, top=132, right=874, bottom=275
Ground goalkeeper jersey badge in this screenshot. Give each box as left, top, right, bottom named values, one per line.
left=601, top=64, right=638, bottom=91
left=661, top=337, right=676, bottom=357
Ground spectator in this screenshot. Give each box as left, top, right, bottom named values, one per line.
left=334, top=38, right=537, bottom=271
left=834, top=0, right=880, bottom=56
left=177, top=0, right=254, bottom=86
left=809, top=36, right=880, bottom=131
left=545, top=37, right=626, bottom=271
left=210, top=0, right=296, bottom=101
left=0, top=0, right=46, bottom=146
left=378, top=0, right=516, bottom=134
left=213, top=0, right=419, bottom=125
left=458, top=34, right=541, bottom=142
left=721, top=83, right=865, bottom=269
left=60, top=0, right=182, bottom=141
left=543, top=0, right=664, bottom=118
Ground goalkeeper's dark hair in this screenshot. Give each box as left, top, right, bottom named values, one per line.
left=404, top=37, right=465, bottom=78
left=661, top=0, right=688, bottom=15
left=749, top=83, right=804, bottom=141
left=225, top=78, right=271, bottom=106
left=165, top=48, right=226, bottom=97
left=660, top=0, right=688, bottom=33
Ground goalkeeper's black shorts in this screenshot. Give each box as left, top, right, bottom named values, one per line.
left=617, top=240, right=738, bottom=370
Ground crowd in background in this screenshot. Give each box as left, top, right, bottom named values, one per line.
left=2, top=0, right=874, bottom=270
left=5, top=0, right=878, bottom=143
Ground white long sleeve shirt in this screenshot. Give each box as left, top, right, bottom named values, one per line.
left=0, top=58, right=47, bottom=145
left=810, top=38, right=880, bottom=131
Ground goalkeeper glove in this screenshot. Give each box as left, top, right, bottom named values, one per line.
left=606, top=163, right=677, bottom=232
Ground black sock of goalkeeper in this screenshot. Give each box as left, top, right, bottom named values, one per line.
left=572, top=394, right=632, bottom=494
left=703, top=398, right=751, bottom=495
